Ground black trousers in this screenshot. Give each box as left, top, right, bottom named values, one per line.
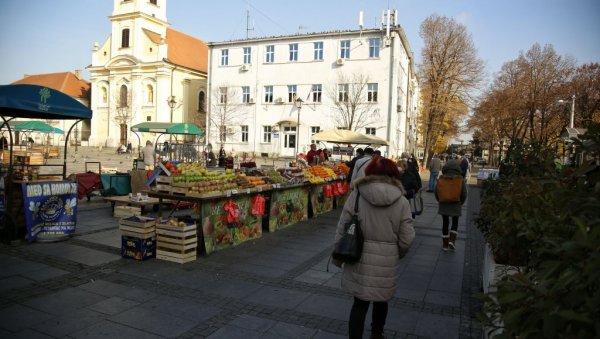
left=349, top=297, right=388, bottom=338
left=442, top=215, right=459, bottom=235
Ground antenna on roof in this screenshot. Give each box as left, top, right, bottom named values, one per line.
left=359, top=11, right=364, bottom=30
left=246, top=1, right=254, bottom=39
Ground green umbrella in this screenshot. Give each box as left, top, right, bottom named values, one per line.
left=130, top=122, right=203, bottom=135
left=11, top=120, right=64, bottom=134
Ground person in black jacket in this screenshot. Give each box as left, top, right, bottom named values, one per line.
left=346, top=148, right=364, bottom=182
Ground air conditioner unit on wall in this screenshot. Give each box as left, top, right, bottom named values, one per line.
left=275, top=97, right=284, bottom=104
left=241, top=64, right=250, bottom=71
left=226, top=127, right=235, bottom=134
left=336, top=58, right=345, bottom=65
left=248, top=98, right=255, bottom=104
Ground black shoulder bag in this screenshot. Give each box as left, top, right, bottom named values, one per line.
left=332, top=190, right=364, bottom=263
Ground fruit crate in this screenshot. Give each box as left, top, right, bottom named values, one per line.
left=119, top=216, right=156, bottom=239
left=156, top=219, right=197, bottom=264
left=114, top=205, right=141, bottom=218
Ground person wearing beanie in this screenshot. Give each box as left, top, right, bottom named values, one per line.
left=434, top=161, right=467, bottom=251
left=333, top=156, right=415, bottom=339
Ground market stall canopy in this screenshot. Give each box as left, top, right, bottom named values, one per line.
left=0, top=84, right=92, bottom=120
left=130, top=122, right=204, bottom=135
left=311, top=129, right=389, bottom=146
left=7, top=120, right=64, bottom=134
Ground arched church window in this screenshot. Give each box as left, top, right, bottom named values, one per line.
left=121, top=29, right=130, bottom=48
left=120, top=85, right=128, bottom=107
left=146, top=84, right=154, bottom=104
left=198, top=91, right=206, bottom=112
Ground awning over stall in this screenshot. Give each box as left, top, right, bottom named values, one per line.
left=0, top=84, right=92, bottom=120
left=7, top=120, right=64, bottom=134
left=130, top=122, right=204, bottom=135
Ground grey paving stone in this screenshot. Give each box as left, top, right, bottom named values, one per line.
left=0, top=304, right=54, bottom=332
left=0, top=276, right=34, bottom=291
left=78, top=279, right=157, bottom=303
left=0, top=258, right=47, bottom=278
left=30, top=308, right=106, bottom=337
left=232, top=262, right=286, bottom=278
left=209, top=279, right=264, bottom=299
left=76, top=228, right=121, bottom=248
left=229, top=314, right=276, bottom=332
left=428, top=273, right=463, bottom=293
left=413, top=313, right=460, bottom=339
left=87, top=296, right=140, bottom=315
left=424, top=290, right=461, bottom=308
left=385, top=308, right=421, bottom=334
left=244, top=286, right=311, bottom=309
left=294, top=269, right=336, bottom=285
left=322, top=273, right=342, bottom=289
left=311, top=329, right=347, bottom=339
left=68, top=320, right=164, bottom=339
left=28, top=243, right=120, bottom=266
left=395, top=273, right=431, bottom=291
left=20, top=266, right=69, bottom=282
left=395, top=288, right=426, bottom=302
left=141, top=294, right=221, bottom=323
left=23, top=288, right=106, bottom=316
left=110, top=306, right=198, bottom=338
left=244, top=256, right=300, bottom=270
left=207, top=325, right=263, bottom=339
left=266, top=321, right=318, bottom=338
left=294, top=294, right=351, bottom=321
left=2, top=328, right=55, bottom=339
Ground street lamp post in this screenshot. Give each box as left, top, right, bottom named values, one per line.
left=167, top=95, right=177, bottom=123
left=558, top=94, right=576, bottom=128
left=294, top=97, right=303, bottom=159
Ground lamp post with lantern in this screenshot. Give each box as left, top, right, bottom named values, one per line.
left=294, top=97, right=303, bottom=158
left=167, top=95, right=177, bottom=123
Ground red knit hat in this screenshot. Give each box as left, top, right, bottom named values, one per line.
left=365, top=155, right=401, bottom=180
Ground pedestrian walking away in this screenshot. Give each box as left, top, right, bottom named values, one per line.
left=333, top=156, right=415, bottom=339
left=434, top=161, right=467, bottom=251
left=427, top=153, right=442, bottom=192
left=142, top=140, right=156, bottom=170
left=350, top=147, right=375, bottom=184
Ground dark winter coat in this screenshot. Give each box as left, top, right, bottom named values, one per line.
left=435, top=162, right=467, bottom=216
left=334, top=175, right=415, bottom=301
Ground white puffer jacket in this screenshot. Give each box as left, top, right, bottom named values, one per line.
left=334, top=175, right=415, bottom=301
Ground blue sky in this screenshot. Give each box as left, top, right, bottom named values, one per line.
left=0, top=0, right=598, bottom=86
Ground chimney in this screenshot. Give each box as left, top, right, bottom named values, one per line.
left=74, top=70, right=82, bottom=79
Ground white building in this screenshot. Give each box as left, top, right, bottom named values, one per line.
left=207, top=11, right=419, bottom=159
left=88, top=0, right=208, bottom=148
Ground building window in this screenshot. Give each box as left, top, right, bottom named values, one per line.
left=289, top=43, right=298, bottom=62
left=242, top=86, right=250, bottom=103
left=340, top=40, right=350, bottom=59
left=263, top=126, right=272, bottom=143
left=121, top=28, right=130, bottom=48
left=311, top=84, right=322, bottom=103
left=241, top=125, right=249, bottom=142
left=119, top=85, right=128, bottom=107
left=365, top=127, right=376, bottom=135
left=219, top=87, right=227, bottom=104
left=264, top=86, right=273, bottom=103
left=369, top=38, right=380, bottom=58
left=100, top=87, right=107, bottom=104
left=265, top=45, right=274, bottom=63
left=338, top=84, right=348, bottom=102
left=149, top=0, right=157, bottom=5
left=147, top=115, right=152, bottom=121
left=146, top=84, right=154, bottom=104
left=311, top=126, right=320, bottom=144
left=287, top=85, right=297, bottom=103
left=313, top=41, right=323, bottom=60
left=220, top=49, right=229, bottom=66
left=243, top=47, right=251, bottom=64
left=283, top=126, right=296, bottom=149
left=198, top=91, right=206, bottom=112
left=367, top=83, right=378, bottom=102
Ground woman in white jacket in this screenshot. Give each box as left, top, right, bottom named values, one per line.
left=334, top=156, right=415, bottom=339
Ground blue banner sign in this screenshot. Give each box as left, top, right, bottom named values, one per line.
left=22, top=181, right=78, bottom=242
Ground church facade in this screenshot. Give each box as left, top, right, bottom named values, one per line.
left=87, top=0, right=208, bottom=147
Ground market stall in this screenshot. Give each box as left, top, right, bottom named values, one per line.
left=130, top=122, right=204, bottom=164
left=0, top=84, right=92, bottom=242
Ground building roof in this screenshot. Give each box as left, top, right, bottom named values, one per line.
left=165, top=28, right=208, bottom=74
left=11, top=71, right=90, bottom=99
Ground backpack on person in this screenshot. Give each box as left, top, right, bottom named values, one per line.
left=435, top=175, right=463, bottom=203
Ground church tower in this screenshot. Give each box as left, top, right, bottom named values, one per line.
left=88, top=0, right=208, bottom=147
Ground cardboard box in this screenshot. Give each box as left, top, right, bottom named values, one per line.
left=121, top=235, right=156, bottom=261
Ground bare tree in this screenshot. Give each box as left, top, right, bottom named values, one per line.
left=112, top=85, right=136, bottom=146
left=570, top=63, right=600, bottom=128
left=208, top=85, right=247, bottom=148
left=327, top=72, right=380, bottom=131
left=418, top=15, right=485, bottom=164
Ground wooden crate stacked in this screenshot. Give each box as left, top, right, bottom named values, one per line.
left=118, top=216, right=157, bottom=261
left=114, top=205, right=141, bottom=218
left=156, top=218, right=197, bottom=264
left=155, top=175, right=173, bottom=194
